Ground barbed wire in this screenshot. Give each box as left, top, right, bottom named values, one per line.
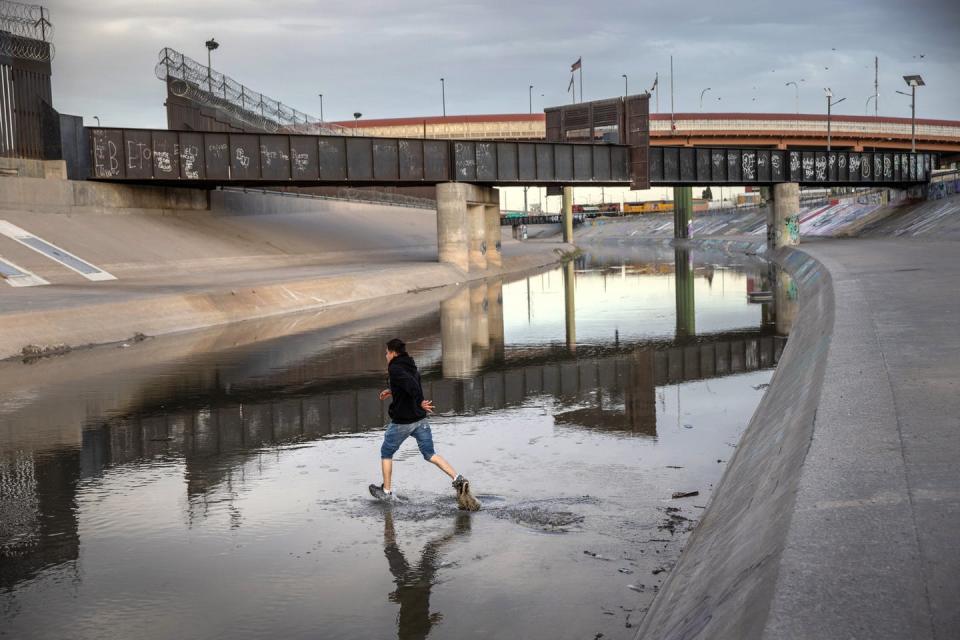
left=0, top=1, right=53, bottom=62
left=0, top=0, right=52, bottom=41
left=0, top=32, right=53, bottom=61
left=155, top=47, right=350, bottom=136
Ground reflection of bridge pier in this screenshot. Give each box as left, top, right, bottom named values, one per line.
left=486, top=281, right=505, bottom=362
left=440, top=281, right=505, bottom=379
left=440, top=288, right=472, bottom=379
left=674, top=248, right=696, bottom=338
left=563, top=260, right=577, bottom=351
left=470, top=283, right=490, bottom=369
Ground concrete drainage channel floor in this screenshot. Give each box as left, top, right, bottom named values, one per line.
left=0, top=244, right=788, bottom=640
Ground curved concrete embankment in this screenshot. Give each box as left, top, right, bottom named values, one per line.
left=635, top=245, right=833, bottom=639
left=0, top=177, right=568, bottom=359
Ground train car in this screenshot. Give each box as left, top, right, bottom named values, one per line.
left=623, top=199, right=711, bottom=214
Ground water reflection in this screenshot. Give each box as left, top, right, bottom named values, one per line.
left=0, top=246, right=795, bottom=639
left=383, top=510, right=471, bottom=640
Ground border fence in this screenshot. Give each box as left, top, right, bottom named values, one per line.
left=0, top=0, right=54, bottom=159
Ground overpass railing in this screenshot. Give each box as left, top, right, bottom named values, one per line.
left=87, top=127, right=632, bottom=186
left=649, top=146, right=936, bottom=187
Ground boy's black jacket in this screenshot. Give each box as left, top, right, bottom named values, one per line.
left=388, top=354, right=427, bottom=424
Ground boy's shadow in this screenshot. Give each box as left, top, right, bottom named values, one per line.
left=383, top=509, right=472, bottom=640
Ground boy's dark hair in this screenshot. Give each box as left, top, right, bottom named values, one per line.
left=386, top=338, right=407, bottom=354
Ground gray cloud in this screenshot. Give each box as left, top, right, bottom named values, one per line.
left=43, top=0, right=960, bottom=128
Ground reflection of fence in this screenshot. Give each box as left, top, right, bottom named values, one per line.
left=219, top=186, right=436, bottom=210
left=156, top=47, right=349, bottom=136
left=0, top=1, right=54, bottom=159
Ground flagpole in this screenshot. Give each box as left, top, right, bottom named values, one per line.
left=655, top=72, right=659, bottom=113
left=670, top=56, right=675, bottom=131
left=579, top=59, right=583, bottom=103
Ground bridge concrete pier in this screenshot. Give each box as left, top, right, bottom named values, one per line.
left=436, top=183, right=501, bottom=273
left=673, top=186, right=693, bottom=239
left=468, top=204, right=487, bottom=271
left=769, top=182, right=801, bottom=248
left=562, top=186, right=574, bottom=243
left=484, top=203, right=502, bottom=268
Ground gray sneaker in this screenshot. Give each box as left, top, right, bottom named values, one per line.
left=369, top=484, right=395, bottom=502
left=452, top=474, right=466, bottom=490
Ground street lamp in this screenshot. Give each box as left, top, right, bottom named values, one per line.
left=318, top=93, right=324, bottom=124
left=699, top=87, right=711, bottom=112
left=786, top=81, right=799, bottom=114
left=528, top=84, right=534, bottom=114
left=440, top=78, right=446, bottom=117
left=865, top=94, right=877, bottom=116
left=622, top=74, right=628, bottom=97
left=93, top=115, right=100, bottom=127
left=204, top=37, right=219, bottom=93
left=824, top=88, right=846, bottom=152
left=899, top=74, right=924, bottom=153
left=352, top=112, right=362, bottom=136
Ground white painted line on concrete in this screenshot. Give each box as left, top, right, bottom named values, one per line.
left=0, top=256, right=49, bottom=287
left=0, top=220, right=116, bottom=281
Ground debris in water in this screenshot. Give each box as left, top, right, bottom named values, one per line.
left=671, top=490, right=700, bottom=499
left=618, top=568, right=633, bottom=574
left=584, top=550, right=611, bottom=561
left=752, top=383, right=770, bottom=390
left=683, top=424, right=694, bottom=429
left=666, top=465, right=684, bottom=469
left=652, top=567, right=667, bottom=575
left=627, top=584, right=645, bottom=592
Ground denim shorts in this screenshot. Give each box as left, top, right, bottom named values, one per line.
left=380, top=418, right=435, bottom=461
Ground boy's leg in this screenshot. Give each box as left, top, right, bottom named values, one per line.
left=381, top=457, right=394, bottom=492
left=429, top=454, right=457, bottom=480
left=379, top=423, right=407, bottom=492
left=410, top=421, right=458, bottom=480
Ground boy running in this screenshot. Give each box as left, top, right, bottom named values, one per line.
left=370, top=338, right=478, bottom=510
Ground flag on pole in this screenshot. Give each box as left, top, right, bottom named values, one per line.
left=650, top=75, right=658, bottom=92
left=567, top=74, right=575, bottom=92
left=570, top=57, right=582, bottom=72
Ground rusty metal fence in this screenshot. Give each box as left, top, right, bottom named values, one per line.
left=0, top=0, right=54, bottom=159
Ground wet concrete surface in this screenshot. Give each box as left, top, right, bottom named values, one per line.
left=0, top=246, right=790, bottom=639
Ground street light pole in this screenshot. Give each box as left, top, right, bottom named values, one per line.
left=699, top=87, right=711, bottom=112
left=204, top=38, right=219, bottom=94
left=901, top=75, right=924, bottom=153
left=353, top=112, right=362, bottom=136
left=318, top=94, right=324, bottom=124
left=440, top=78, right=446, bottom=117
left=824, top=88, right=845, bottom=152
left=529, top=84, right=533, bottom=114
left=622, top=74, right=628, bottom=97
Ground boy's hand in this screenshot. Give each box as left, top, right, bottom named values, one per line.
left=379, top=389, right=392, bottom=401
left=421, top=399, right=435, bottom=414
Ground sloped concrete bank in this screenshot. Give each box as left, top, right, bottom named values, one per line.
left=635, top=241, right=834, bottom=639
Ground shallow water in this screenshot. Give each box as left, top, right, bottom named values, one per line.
left=0, top=244, right=792, bottom=639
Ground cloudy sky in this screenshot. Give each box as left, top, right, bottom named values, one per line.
left=46, top=0, right=959, bottom=130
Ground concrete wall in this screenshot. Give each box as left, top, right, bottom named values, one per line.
left=0, top=174, right=208, bottom=213
left=635, top=244, right=833, bottom=639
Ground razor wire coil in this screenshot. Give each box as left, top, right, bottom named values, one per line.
left=156, top=47, right=350, bottom=136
